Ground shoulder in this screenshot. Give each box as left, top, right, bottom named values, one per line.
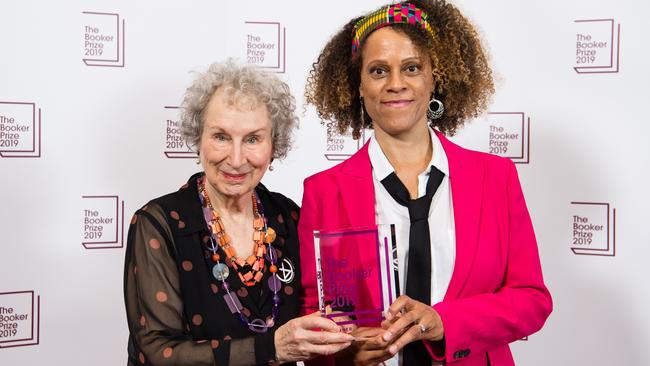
left=439, top=133, right=514, bottom=175
left=134, top=173, right=204, bottom=235
left=469, top=147, right=514, bottom=172
left=143, top=172, right=202, bottom=212
left=304, top=161, right=345, bottom=187
left=147, top=182, right=194, bottom=211
left=303, top=144, right=371, bottom=189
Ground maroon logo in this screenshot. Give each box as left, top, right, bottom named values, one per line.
left=453, top=112, right=530, bottom=164
left=570, top=202, right=616, bottom=256
left=82, top=11, right=125, bottom=67
left=244, top=21, right=286, bottom=73
left=324, top=127, right=369, bottom=161
left=82, top=195, right=125, bottom=249
left=0, top=101, right=42, bottom=158
left=163, top=106, right=196, bottom=159
left=0, top=291, right=41, bottom=349
left=574, top=19, right=620, bottom=74
left=486, top=112, right=530, bottom=164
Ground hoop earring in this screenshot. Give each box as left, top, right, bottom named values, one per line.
left=427, top=97, right=444, bottom=120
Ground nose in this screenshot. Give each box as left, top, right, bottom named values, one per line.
left=386, top=71, right=407, bottom=93
left=228, top=141, right=245, bottom=168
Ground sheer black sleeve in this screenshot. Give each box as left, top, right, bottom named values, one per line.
left=124, top=203, right=267, bottom=365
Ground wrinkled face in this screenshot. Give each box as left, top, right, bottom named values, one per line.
left=199, top=88, right=273, bottom=201
left=359, top=27, right=434, bottom=138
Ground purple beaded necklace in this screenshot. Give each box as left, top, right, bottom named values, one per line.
left=198, top=177, right=281, bottom=333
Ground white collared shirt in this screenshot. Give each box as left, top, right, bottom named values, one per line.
left=368, top=129, right=456, bottom=366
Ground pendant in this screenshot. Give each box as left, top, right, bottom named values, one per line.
left=264, top=227, right=277, bottom=243
left=212, top=263, right=230, bottom=281
left=276, top=258, right=295, bottom=284
left=248, top=318, right=268, bottom=333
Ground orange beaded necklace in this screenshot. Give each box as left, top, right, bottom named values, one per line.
left=200, top=181, right=276, bottom=286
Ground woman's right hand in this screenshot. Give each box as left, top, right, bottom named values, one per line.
left=336, top=327, right=393, bottom=366
left=274, top=312, right=354, bottom=364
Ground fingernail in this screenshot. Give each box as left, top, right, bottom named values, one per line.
left=389, top=345, right=397, bottom=354
left=383, top=331, right=392, bottom=341
left=385, top=312, right=393, bottom=320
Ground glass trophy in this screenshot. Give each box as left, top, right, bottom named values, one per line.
left=313, top=224, right=399, bottom=327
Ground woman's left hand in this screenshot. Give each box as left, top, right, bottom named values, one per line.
left=380, top=295, right=444, bottom=355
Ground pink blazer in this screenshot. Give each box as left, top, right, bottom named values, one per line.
left=298, top=130, right=552, bottom=365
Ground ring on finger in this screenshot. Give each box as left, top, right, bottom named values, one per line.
left=418, top=323, right=428, bottom=334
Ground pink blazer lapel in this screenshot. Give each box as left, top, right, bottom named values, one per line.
left=437, top=131, right=485, bottom=300
left=335, top=142, right=376, bottom=228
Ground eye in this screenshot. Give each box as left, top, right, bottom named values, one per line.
left=245, top=135, right=259, bottom=144
left=213, top=133, right=228, bottom=142
left=404, top=64, right=422, bottom=74
left=369, top=66, right=388, bottom=77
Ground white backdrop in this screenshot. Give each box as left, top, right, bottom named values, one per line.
left=1, top=0, right=649, bottom=365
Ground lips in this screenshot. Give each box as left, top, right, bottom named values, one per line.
left=221, top=171, right=248, bottom=182
left=382, top=99, right=413, bottom=108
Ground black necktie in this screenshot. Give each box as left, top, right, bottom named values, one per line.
left=381, top=165, right=445, bottom=364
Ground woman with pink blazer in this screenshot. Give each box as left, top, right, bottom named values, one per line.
left=298, top=1, right=552, bottom=365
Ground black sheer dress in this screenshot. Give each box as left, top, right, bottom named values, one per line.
left=124, top=173, right=301, bottom=365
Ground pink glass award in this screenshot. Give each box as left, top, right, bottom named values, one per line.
left=314, top=225, right=398, bottom=327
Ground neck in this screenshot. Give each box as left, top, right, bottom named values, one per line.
left=374, top=122, right=432, bottom=173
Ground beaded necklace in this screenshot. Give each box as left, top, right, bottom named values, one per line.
left=198, top=177, right=281, bottom=333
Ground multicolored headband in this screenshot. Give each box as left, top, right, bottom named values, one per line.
left=351, top=2, right=436, bottom=58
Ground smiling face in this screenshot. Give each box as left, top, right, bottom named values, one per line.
left=359, top=27, right=434, bottom=139
left=199, top=88, right=273, bottom=202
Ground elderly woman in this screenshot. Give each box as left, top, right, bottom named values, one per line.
left=124, top=60, right=353, bottom=366
left=299, top=1, right=552, bottom=365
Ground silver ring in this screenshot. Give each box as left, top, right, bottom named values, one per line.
left=419, top=323, right=428, bottom=334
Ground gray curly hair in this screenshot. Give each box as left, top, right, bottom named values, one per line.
left=180, top=59, right=298, bottom=159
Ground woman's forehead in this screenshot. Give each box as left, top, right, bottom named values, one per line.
left=360, top=27, right=428, bottom=63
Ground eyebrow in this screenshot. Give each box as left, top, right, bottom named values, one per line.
left=245, top=128, right=268, bottom=135
left=366, top=56, right=423, bottom=65
left=204, top=126, right=269, bottom=135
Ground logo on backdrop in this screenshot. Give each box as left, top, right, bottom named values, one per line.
left=82, top=195, right=125, bottom=249
left=163, top=106, right=196, bottom=159
left=570, top=202, right=616, bottom=256
left=82, top=11, right=125, bottom=67
left=324, top=124, right=369, bottom=161
left=482, top=112, right=530, bottom=164
left=243, top=21, right=286, bottom=73
left=574, top=19, right=620, bottom=74
left=0, top=291, right=41, bottom=349
left=0, top=101, right=42, bottom=158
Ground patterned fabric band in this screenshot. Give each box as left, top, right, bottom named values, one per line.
left=351, top=2, right=436, bottom=58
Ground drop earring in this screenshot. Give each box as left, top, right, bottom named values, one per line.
left=360, top=96, right=366, bottom=126
left=268, top=158, right=274, bottom=171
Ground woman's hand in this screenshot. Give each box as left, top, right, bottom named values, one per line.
left=274, top=312, right=354, bottom=363
left=336, top=327, right=394, bottom=366
left=381, top=295, right=444, bottom=355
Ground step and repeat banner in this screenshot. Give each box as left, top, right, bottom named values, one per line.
left=1, top=1, right=648, bottom=365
